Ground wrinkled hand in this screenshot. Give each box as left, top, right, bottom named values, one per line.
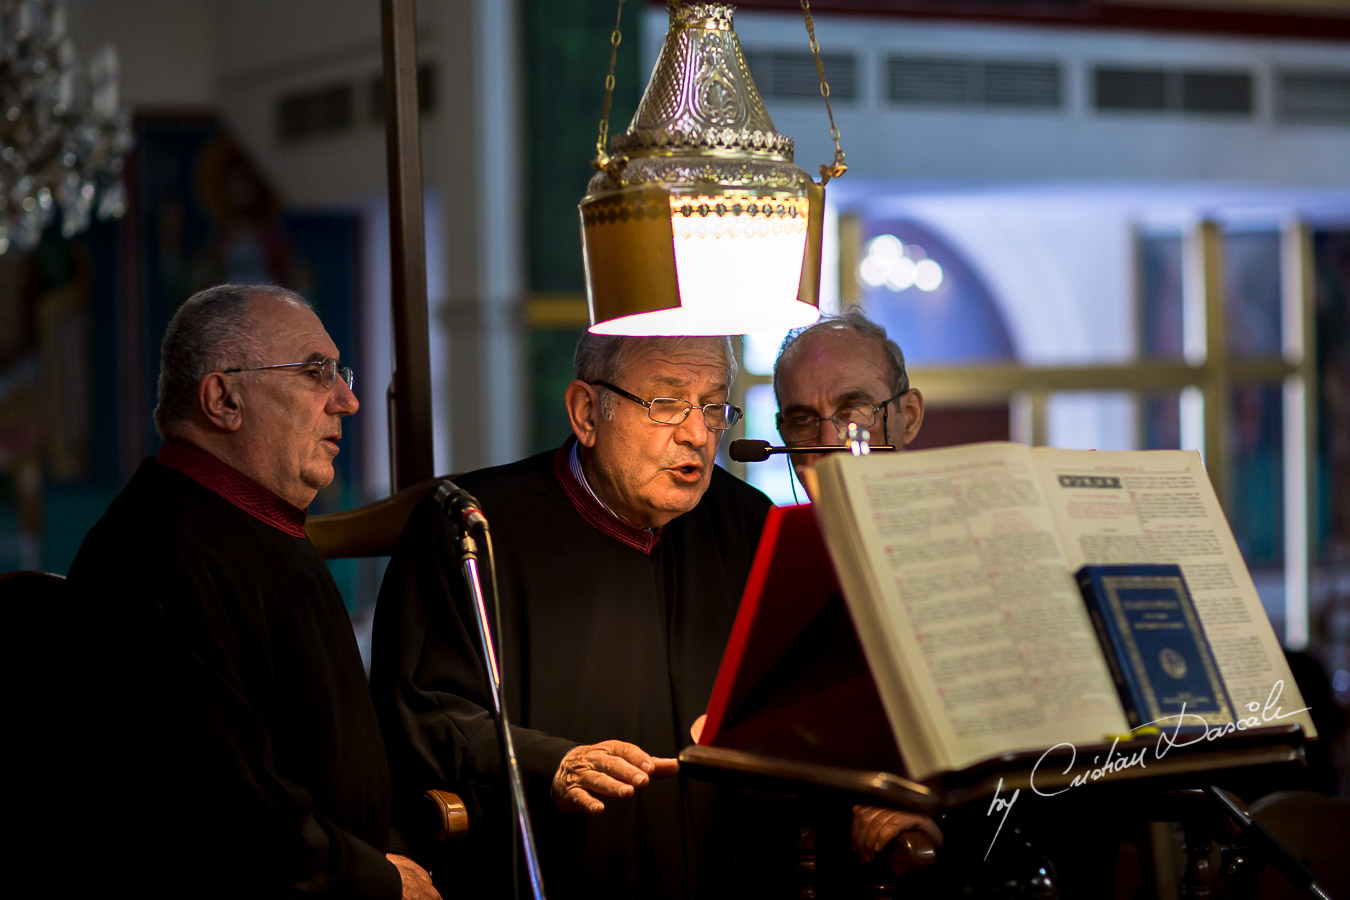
left=851, top=805, right=944, bottom=864
left=387, top=853, right=441, bottom=900
left=552, top=740, right=679, bottom=813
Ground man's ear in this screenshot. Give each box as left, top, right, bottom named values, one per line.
left=564, top=380, right=602, bottom=448
left=200, top=373, right=245, bottom=433
left=898, top=388, right=925, bottom=447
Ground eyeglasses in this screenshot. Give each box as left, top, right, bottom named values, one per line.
left=776, top=389, right=906, bottom=446
left=591, top=381, right=743, bottom=431
left=223, top=357, right=355, bottom=391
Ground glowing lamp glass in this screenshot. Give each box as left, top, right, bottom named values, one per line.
left=587, top=194, right=821, bottom=336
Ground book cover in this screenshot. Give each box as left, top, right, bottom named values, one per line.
left=1078, top=564, right=1235, bottom=729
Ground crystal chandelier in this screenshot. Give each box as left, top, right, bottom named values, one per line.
left=0, top=0, right=133, bottom=255
left=580, top=0, right=846, bottom=336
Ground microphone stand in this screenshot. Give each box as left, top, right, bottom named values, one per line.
left=440, top=484, right=547, bottom=900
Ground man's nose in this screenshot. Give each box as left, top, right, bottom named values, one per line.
left=328, top=379, right=360, bottom=416
left=674, top=409, right=711, bottom=446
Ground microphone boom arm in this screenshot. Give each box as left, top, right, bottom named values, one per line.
left=728, top=439, right=896, bottom=463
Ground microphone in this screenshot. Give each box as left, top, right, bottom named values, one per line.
left=434, top=479, right=488, bottom=531
left=728, top=439, right=896, bottom=463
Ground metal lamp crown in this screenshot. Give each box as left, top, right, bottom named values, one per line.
left=579, top=1, right=835, bottom=337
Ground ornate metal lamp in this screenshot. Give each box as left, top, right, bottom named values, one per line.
left=580, top=0, right=845, bottom=336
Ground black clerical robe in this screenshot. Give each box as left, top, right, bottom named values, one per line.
left=65, top=442, right=401, bottom=899
left=371, top=441, right=773, bottom=899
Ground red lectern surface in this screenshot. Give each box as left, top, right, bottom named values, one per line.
left=699, top=504, right=839, bottom=746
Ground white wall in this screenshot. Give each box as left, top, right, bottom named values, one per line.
left=697, top=10, right=1350, bottom=189
left=67, top=0, right=218, bottom=108
left=211, top=0, right=526, bottom=478
left=213, top=0, right=392, bottom=205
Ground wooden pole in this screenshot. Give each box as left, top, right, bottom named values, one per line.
left=380, top=0, right=435, bottom=488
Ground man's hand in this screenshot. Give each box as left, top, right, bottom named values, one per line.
left=850, top=805, right=944, bottom=864
left=552, top=740, right=679, bottom=813
left=387, top=853, right=441, bottom=900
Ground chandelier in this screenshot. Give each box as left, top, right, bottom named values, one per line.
left=0, top=0, right=133, bottom=255
left=580, top=0, right=846, bottom=336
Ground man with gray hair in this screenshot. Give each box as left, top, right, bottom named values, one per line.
left=372, top=332, right=773, bottom=898
left=774, top=307, right=925, bottom=491
left=66, top=284, right=438, bottom=899
left=773, top=307, right=940, bottom=867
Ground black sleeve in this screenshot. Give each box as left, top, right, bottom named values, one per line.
left=68, top=548, right=403, bottom=900
left=370, top=498, right=575, bottom=843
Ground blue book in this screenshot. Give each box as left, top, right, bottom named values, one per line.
left=1077, top=564, right=1235, bottom=730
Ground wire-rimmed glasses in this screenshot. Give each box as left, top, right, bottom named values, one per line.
left=591, top=381, right=743, bottom=430
left=223, top=357, right=355, bottom=391
left=776, top=390, right=906, bottom=446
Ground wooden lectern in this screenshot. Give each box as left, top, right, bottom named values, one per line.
left=681, top=505, right=1315, bottom=898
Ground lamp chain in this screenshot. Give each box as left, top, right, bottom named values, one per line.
left=592, top=0, right=627, bottom=178
left=801, top=0, right=847, bottom=185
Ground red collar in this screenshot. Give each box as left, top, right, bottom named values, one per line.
left=157, top=440, right=308, bottom=538
left=552, top=441, right=661, bottom=555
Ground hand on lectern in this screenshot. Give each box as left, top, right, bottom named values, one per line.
left=851, top=804, right=944, bottom=863
left=552, top=740, right=680, bottom=813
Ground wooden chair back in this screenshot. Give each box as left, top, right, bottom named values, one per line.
left=307, top=476, right=443, bottom=559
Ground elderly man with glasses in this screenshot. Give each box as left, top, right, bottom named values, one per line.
left=372, top=334, right=773, bottom=899
left=773, top=308, right=943, bottom=872
left=65, top=284, right=438, bottom=900
left=774, top=307, right=926, bottom=496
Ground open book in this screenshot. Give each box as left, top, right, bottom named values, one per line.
left=812, top=441, right=1315, bottom=783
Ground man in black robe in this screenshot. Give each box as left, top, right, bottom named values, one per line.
left=773, top=310, right=944, bottom=870
left=63, top=285, right=437, bottom=899
left=775, top=313, right=1119, bottom=897
left=372, top=334, right=773, bottom=898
